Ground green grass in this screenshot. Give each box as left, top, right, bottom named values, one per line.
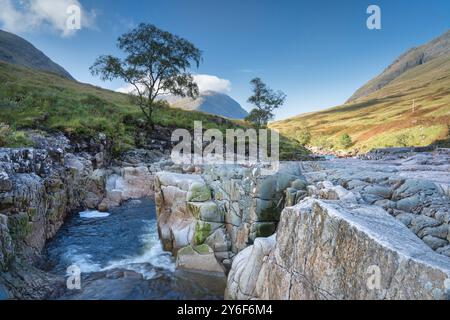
left=0, top=61, right=308, bottom=159
left=271, top=54, right=450, bottom=152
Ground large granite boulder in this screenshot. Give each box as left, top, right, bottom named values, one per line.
left=227, top=198, right=450, bottom=300
left=154, top=163, right=307, bottom=272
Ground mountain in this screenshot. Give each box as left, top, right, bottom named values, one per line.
left=271, top=29, right=450, bottom=152
left=0, top=30, right=74, bottom=80
left=348, top=30, right=450, bottom=102
left=164, top=90, right=248, bottom=119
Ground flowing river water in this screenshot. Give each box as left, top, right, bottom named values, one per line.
left=43, top=198, right=226, bottom=300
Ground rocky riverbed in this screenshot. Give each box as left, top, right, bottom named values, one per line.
left=1, top=132, right=449, bottom=300
left=154, top=148, right=450, bottom=300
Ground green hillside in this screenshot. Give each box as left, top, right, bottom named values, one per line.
left=0, top=61, right=306, bottom=159
left=0, top=61, right=246, bottom=150
left=271, top=53, right=450, bottom=152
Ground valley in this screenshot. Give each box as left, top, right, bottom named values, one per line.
left=0, top=20, right=449, bottom=301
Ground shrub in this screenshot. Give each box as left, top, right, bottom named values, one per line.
left=340, top=133, right=353, bottom=149
left=396, top=133, right=411, bottom=147
left=296, top=127, right=311, bottom=146
left=0, top=123, right=11, bottom=147
left=313, top=136, right=334, bottom=150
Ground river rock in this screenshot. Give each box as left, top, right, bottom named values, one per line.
left=186, top=182, right=211, bottom=202
left=0, top=171, right=12, bottom=192
left=176, top=244, right=226, bottom=274
left=227, top=198, right=450, bottom=300
left=155, top=163, right=305, bottom=273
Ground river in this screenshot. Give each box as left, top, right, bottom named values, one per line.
left=43, top=198, right=225, bottom=300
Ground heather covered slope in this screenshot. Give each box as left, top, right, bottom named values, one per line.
left=271, top=31, right=450, bottom=152
left=348, top=30, right=450, bottom=103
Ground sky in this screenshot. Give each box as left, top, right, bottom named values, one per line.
left=0, top=0, right=449, bottom=120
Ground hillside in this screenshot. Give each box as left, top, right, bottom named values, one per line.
left=348, top=30, right=450, bottom=103
left=0, top=61, right=306, bottom=159
left=163, top=90, right=248, bottom=119
left=0, top=30, right=74, bottom=80
left=271, top=31, right=450, bottom=152
left=0, top=61, right=245, bottom=151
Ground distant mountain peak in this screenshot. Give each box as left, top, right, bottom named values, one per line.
left=347, top=29, right=450, bottom=103
left=165, top=90, right=248, bottom=120
left=0, top=30, right=74, bottom=80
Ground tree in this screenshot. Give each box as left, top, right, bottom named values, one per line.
left=245, top=78, right=286, bottom=127
left=90, top=23, right=202, bottom=130
left=296, top=127, right=311, bottom=146
left=340, top=133, right=353, bottom=149
left=396, top=133, right=411, bottom=147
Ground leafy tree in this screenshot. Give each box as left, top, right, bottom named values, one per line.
left=340, top=133, right=353, bottom=148
left=245, top=78, right=286, bottom=127
left=90, top=23, right=202, bottom=130
left=396, top=132, right=411, bottom=147
left=296, top=127, right=311, bottom=146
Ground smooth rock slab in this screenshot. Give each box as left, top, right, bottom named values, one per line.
left=176, top=244, right=226, bottom=274
left=227, top=198, right=450, bottom=300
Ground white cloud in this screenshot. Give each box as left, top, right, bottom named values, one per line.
left=0, top=0, right=96, bottom=37
left=192, top=74, right=231, bottom=93
left=116, top=74, right=232, bottom=95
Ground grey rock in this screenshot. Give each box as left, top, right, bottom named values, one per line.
left=364, top=185, right=393, bottom=199
left=176, top=244, right=226, bottom=274
left=227, top=199, right=450, bottom=300
left=396, top=195, right=421, bottom=212
left=396, top=212, right=415, bottom=227
left=411, top=215, right=442, bottom=234
left=418, top=225, right=449, bottom=240
left=422, top=236, right=449, bottom=250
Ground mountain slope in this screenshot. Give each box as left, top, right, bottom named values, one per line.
left=271, top=30, right=450, bottom=152
left=0, top=30, right=74, bottom=80
left=348, top=30, right=450, bottom=103
left=165, top=90, right=248, bottom=119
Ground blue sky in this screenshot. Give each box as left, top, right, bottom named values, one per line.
left=1, top=0, right=449, bottom=120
